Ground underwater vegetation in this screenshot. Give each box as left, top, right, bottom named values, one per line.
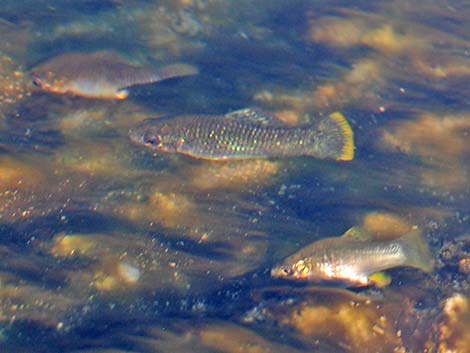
left=0, top=0, right=469, bottom=352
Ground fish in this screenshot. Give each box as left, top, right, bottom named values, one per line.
left=271, top=227, right=434, bottom=288
left=128, top=108, right=355, bottom=161
left=30, top=51, right=198, bottom=100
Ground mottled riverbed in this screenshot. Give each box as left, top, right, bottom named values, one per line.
left=0, top=1, right=469, bottom=352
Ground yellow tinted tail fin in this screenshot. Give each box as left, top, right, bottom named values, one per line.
left=329, top=112, right=354, bottom=161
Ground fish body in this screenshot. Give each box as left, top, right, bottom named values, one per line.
left=271, top=227, right=433, bottom=287
left=129, top=109, right=354, bottom=161
left=30, top=51, right=198, bottom=99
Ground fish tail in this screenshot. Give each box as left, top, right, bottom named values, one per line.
left=400, top=229, right=434, bottom=273
left=315, top=112, right=355, bottom=161
left=156, top=63, right=199, bottom=81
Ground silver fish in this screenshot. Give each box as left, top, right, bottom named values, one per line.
left=271, top=227, right=434, bottom=287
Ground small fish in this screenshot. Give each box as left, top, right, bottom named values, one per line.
left=30, top=51, right=198, bottom=100
left=271, top=227, right=434, bottom=287
left=128, top=109, right=354, bottom=161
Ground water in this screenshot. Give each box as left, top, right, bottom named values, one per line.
left=0, top=1, right=469, bottom=352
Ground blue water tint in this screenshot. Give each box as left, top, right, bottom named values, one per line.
left=0, top=0, right=469, bottom=352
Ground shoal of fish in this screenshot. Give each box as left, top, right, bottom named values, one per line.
left=30, top=50, right=435, bottom=288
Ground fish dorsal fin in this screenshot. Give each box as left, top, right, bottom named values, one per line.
left=225, top=108, right=285, bottom=126
left=341, top=226, right=372, bottom=241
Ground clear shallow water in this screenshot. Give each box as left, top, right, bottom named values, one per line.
left=0, top=1, right=469, bottom=352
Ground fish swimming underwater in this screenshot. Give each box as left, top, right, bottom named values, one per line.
left=30, top=51, right=198, bottom=100
left=128, top=109, right=354, bottom=161
left=271, top=227, right=434, bottom=287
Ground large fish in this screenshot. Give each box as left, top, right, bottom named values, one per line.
left=30, top=51, right=198, bottom=100
left=128, top=109, right=354, bottom=161
left=271, top=227, right=434, bottom=287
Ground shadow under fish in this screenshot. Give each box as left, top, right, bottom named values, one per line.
left=129, top=108, right=355, bottom=161
left=30, top=51, right=198, bottom=100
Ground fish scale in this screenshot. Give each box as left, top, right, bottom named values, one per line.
left=271, top=227, right=434, bottom=288
left=129, top=110, right=354, bottom=161
left=184, top=119, right=311, bottom=158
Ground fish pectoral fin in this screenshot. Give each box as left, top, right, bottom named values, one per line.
left=341, top=226, right=373, bottom=241
left=368, top=272, right=392, bottom=288
left=225, top=108, right=285, bottom=127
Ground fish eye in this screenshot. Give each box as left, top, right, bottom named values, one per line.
left=280, top=266, right=290, bottom=275
left=144, top=133, right=161, bottom=146
left=32, top=77, right=42, bottom=87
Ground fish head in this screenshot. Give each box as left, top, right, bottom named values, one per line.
left=271, top=258, right=314, bottom=281
left=129, top=119, right=183, bottom=154
left=30, top=69, right=68, bottom=94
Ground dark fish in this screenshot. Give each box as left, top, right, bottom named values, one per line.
left=128, top=109, right=355, bottom=161
left=30, top=51, right=198, bottom=100
left=271, top=227, right=434, bottom=288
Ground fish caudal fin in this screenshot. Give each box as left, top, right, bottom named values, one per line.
left=400, top=229, right=434, bottom=273
left=156, top=63, right=199, bottom=81
left=122, top=64, right=199, bottom=89
left=316, top=112, right=355, bottom=161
